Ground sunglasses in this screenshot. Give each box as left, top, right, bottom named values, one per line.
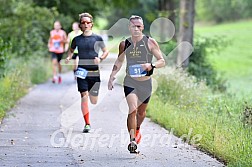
left=130, top=25, right=142, bottom=29
left=81, top=21, right=92, bottom=24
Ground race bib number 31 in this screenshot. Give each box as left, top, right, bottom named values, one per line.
left=75, top=68, right=88, bottom=79
left=129, top=64, right=147, bottom=77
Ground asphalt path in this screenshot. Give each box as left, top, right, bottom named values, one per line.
left=0, top=54, right=224, bottom=167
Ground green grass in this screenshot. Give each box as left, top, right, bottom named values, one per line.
left=148, top=67, right=252, bottom=166
left=0, top=60, right=31, bottom=121
left=29, top=56, right=51, bottom=84
left=0, top=56, right=51, bottom=121
left=195, top=20, right=252, bottom=97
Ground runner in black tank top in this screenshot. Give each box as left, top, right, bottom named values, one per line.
left=108, top=15, right=165, bottom=153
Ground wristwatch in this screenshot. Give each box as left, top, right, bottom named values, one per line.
left=151, top=63, right=156, bottom=69
left=99, top=57, right=104, bottom=62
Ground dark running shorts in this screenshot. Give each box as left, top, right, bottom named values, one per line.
left=72, top=53, right=78, bottom=59
left=51, top=52, right=63, bottom=62
left=123, top=75, right=152, bottom=104
left=77, top=75, right=101, bottom=96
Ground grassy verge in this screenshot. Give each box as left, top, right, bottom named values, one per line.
left=195, top=19, right=252, bottom=97
left=0, top=56, right=51, bottom=121
left=148, top=67, right=252, bottom=166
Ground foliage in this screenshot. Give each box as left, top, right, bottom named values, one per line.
left=0, top=0, right=71, bottom=58
left=148, top=67, right=252, bottom=166
left=160, top=40, right=177, bottom=66
left=33, top=0, right=104, bottom=32
left=195, top=20, right=252, bottom=97
left=0, top=58, right=31, bottom=119
left=196, top=0, right=252, bottom=23
left=0, top=37, right=11, bottom=77
left=29, top=56, right=51, bottom=84
left=160, top=36, right=229, bottom=92
left=154, top=67, right=210, bottom=106
left=33, top=0, right=102, bottom=21
left=242, top=105, right=252, bottom=127
left=0, top=55, right=51, bottom=120
left=104, top=0, right=158, bottom=33
left=188, top=35, right=230, bottom=92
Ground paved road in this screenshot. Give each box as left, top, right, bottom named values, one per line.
left=0, top=54, right=225, bottom=167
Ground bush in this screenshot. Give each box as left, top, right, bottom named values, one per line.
left=29, top=55, right=51, bottom=84
left=154, top=67, right=210, bottom=109
left=160, top=36, right=229, bottom=92
left=160, top=40, right=177, bottom=67
left=148, top=67, right=252, bottom=166
left=188, top=35, right=229, bottom=92
left=196, top=0, right=252, bottom=23
left=0, top=37, right=11, bottom=77
left=0, top=55, right=51, bottom=120
left=0, top=59, right=30, bottom=119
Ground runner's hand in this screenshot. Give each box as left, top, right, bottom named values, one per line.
left=94, top=57, right=101, bottom=65
left=65, top=57, right=71, bottom=64
left=142, top=63, right=152, bottom=71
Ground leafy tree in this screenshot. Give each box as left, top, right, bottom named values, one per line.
left=188, top=36, right=229, bottom=92
left=103, top=0, right=158, bottom=33
left=33, top=0, right=105, bottom=24
left=196, top=0, right=252, bottom=23
left=0, top=0, right=71, bottom=57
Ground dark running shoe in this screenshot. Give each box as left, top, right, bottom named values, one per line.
left=82, top=124, right=91, bottom=133
left=128, top=140, right=138, bottom=154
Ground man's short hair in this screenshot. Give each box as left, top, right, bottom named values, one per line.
left=129, top=15, right=143, bottom=24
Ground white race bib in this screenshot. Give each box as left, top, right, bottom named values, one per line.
left=75, top=68, right=88, bottom=79
left=128, top=64, right=147, bottom=77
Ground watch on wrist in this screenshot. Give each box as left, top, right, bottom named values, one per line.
left=151, top=63, right=156, bottom=69
left=99, top=57, right=104, bottom=62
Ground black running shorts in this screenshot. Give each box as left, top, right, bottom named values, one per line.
left=77, top=75, right=101, bottom=96
left=51, top=52, right=63, bottom=62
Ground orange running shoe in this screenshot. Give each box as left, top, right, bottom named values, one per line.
left=135, top=129, right=142, bottom=144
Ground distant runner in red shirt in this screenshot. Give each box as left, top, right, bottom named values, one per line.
left=48, top=20, right=67, bottom=84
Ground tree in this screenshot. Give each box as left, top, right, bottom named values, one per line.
left=158, top=0, right=178, bottom=41
left=158, top=0, right=177, bottom=25
left=196, top=0, right=252, bottom=23
left=0, top=0, right=60, bottom=57
left=177, top=0, right=195, bottom=68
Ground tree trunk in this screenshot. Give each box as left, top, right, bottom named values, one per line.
left=158, top=0, right=177, bottom=40
left=177, top=0, right=195, bottom=68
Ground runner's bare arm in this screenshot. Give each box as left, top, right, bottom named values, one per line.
left=65, top=48, right=74, bottom=64
left=148, top=37, right=165, bottom=68
left=65, top=33, right=71, bottom=52
left=94, top=47, right=109, bottom=64
left=110, top=41, right=126, bottom=78
left=108, top=41, right=126, bottom=90
left=63, top=31, right=67, bottom=43
left=100, top=47, right=109, bottom=61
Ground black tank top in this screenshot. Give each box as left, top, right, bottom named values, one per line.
left=124, top=36, right=153, bottom=75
